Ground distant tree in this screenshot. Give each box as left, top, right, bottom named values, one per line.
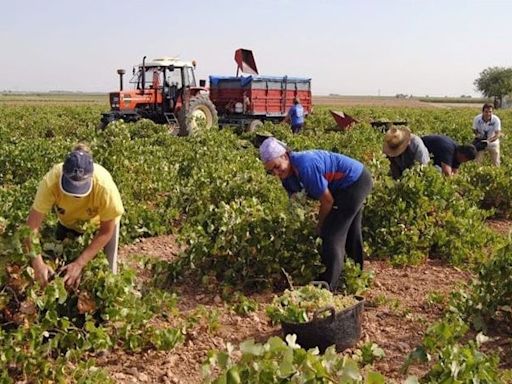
left=474, top=66, right=512, bottom=108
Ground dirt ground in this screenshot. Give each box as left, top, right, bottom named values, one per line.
left=91, top=226, right=511, bottom=383
left=313, top=95, right=482, bottom=109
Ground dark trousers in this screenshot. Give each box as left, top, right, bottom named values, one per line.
left=55, top=222, right=82, bottom=240
left=318, top=168, right=373, bottom=291
left=55, top=222, right=120, bottom=274
left=291, top=123, right=303, bottom=134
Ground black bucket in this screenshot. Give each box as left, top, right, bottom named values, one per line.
left=281, top=296, right=364, bottom=353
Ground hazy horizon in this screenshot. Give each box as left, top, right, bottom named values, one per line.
left=2, top=0, right=511, bottom=97
left=0, top=90, right=492, bottom=99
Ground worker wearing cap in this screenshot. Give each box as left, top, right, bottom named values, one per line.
left=26, top=144, right=124, bottom=289
left=383, top=126, right=430, bottom=179
left=259, top=137, right=373, bottom=291
left=284, top=97, right=305, bottom=134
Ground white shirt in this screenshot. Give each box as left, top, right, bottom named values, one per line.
left=473, top=113, right=501, bottom=146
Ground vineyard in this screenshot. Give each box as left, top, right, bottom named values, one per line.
left=1, top=101, right=512, bottom=383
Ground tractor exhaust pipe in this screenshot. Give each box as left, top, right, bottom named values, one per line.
left=141, top=56, right=146, bottom=91
left=117, top=69, right=126, bottom=91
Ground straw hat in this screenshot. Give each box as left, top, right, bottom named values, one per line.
left=383, top=126, right=412, bottom=157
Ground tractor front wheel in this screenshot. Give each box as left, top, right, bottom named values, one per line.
left=178, top=95, right=218, bottom=136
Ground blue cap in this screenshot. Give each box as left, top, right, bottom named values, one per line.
left=60, top=151, right=94, bottom=197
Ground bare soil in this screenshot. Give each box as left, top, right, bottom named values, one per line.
left=313, top=95, right=481, bottom=109
left=486, top=218, right=512, bottom=236
left=90, top=232, right=512, bottom=383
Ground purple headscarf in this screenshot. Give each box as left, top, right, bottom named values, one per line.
left=259, top=137, right=287, bottom=163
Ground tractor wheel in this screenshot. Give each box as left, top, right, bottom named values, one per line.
left=97, top=112, right=118, bottom=131
left=178, top=95, right=218, bottom=136
left=97, top=121, right=109, bottom=131
left=246, top=119, right=263, bottom=133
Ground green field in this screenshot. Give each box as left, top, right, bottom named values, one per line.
left=1, top=102, right=511, bottom=383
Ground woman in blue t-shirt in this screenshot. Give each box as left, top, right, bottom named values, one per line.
left=260, top=137, right=373, bottom=291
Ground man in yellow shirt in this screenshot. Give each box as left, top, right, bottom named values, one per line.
left=26, top=144, right=124, bottom=289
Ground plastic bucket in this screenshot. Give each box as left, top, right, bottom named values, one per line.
left=281, top=295, right=364, bottom=353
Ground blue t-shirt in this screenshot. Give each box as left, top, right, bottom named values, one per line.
left=281, top=150, right=364, bottom=199
left=288, top=104, right=304, bottom=126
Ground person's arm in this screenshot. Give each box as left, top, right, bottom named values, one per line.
left=283, top=110, right=291, bottom=124
left=412, top=138, right=430, bottom=165
left=26, top=209, right=54, bottom=286
left=487, top=126, right=502, bottom=142
left=284, top=106, right=294, bottom=124
left=316, top=189, right=334, bottom=235
left=441, top=162, right=454, bottom=177
left=473, top=116, right=480, bottom=137
left=61, top=219, right=116, bottom=289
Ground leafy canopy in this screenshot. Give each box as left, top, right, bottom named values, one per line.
left=474, top=66, right=512, bottom=99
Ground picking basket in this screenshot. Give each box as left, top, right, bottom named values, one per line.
left=281, top=295, right=364, bottom=353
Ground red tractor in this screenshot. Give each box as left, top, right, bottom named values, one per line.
left=101, top=50, right=312, bottom=134
left=100, top=56, right=217, bottom=136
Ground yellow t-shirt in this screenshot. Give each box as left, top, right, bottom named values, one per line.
left=32, top=163, right=124, bottom=232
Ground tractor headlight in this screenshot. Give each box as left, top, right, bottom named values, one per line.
left=111, top=96, right=120, bottom=109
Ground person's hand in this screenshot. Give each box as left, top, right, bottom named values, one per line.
left=31, top=256, right=54, bottom=287
left=61, top=260, right=85, bottom=290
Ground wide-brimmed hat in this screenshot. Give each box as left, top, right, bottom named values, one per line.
left=60, top=150, right=94, bottom=197
left=383, top=127, right=412, bottom=157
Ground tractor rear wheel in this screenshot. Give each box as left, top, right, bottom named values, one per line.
left=178, top=95, right=218, bottom=136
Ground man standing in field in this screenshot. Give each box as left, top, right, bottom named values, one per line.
left=284, top=97, right=305, bottom=134
left=473, top=103, right=502, bottom=166
left=383, top=126, right=430, bottom=179
left=25, top=144, right=124, bottom=289
left=421, top=135, right=477, bottom=177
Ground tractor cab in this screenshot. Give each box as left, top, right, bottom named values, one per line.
left=130, top=58, right=197, bottom=96
left=101, top=56, right=217, bottom=136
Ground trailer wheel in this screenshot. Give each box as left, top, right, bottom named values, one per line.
left=178, top=95, right=218, bottom=136
left=246, top=119, right=263, bottom=132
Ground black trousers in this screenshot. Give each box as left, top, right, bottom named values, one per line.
left=55, top=222, right=120, bottom=274
left=318, top=167, right=373, bottom=291
left=291, top=123, right=303, bottom=134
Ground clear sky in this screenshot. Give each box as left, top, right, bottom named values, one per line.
left=1, top=0, right=511, bottom=96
